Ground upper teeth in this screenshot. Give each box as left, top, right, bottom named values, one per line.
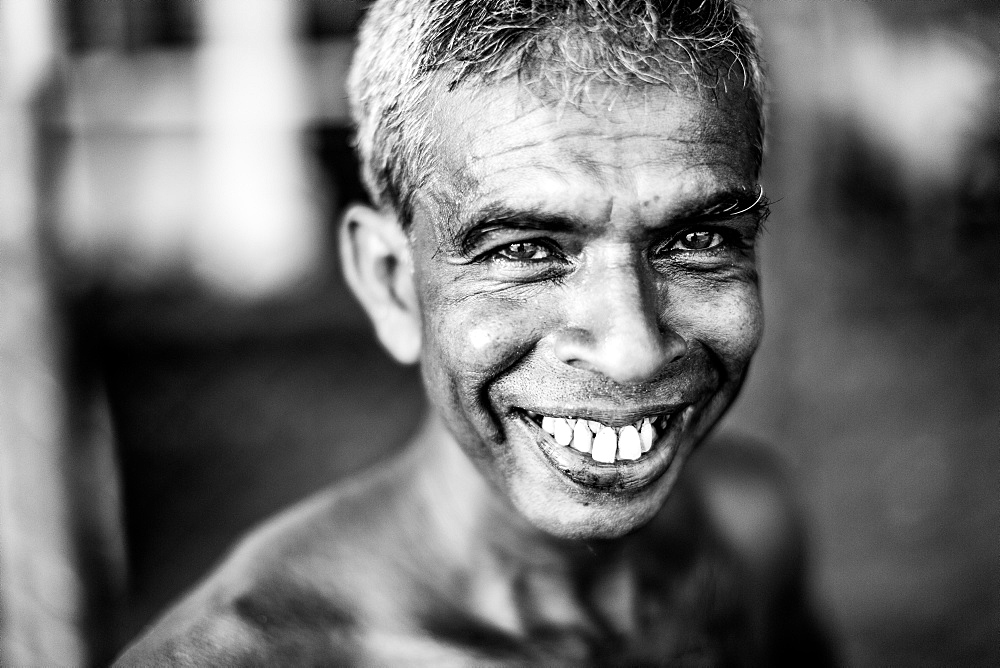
left=537, top=414, right=661, bottom=462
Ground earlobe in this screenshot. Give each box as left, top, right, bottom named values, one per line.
left=340, top=205, right=421, bottom=364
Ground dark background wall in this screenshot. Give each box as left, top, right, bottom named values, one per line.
left=721, top=4, right=1000, bottom=664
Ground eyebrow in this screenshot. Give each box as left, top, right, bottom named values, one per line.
left=454, top=185, right=770, bottom=253
left=675, top=185, right=770, bottom=221
left=455, top=204, right=589, bottom=254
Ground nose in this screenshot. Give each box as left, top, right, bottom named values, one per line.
left=552, top=259, right=686, bottom=384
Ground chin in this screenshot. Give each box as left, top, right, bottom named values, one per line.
left=481, top=379, right=744, bottom=541
left=501, top=424, right=701, bottom=541
left=523, top=497, right=667, bottom=541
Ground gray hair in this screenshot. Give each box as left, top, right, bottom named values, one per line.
left=348, top=0, right=764, bottom=225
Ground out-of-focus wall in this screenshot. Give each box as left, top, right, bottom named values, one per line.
left=3, top=1, right=374, bottom=663
left=1, top=0, right=89, bottom=664
left=51, top=0, right=364, bottom=303
left=722, top=2, right=1000, bottom=665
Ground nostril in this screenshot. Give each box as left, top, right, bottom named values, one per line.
left=665, top=333, right=687, bottom=363
left=553, top=323, right=687, bottom=383
left=552, top=327, right=599, bottom=371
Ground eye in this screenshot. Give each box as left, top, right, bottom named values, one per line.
left=674, top=229, right=724, bottom=252
left=491, top=241, right=553, bottom=262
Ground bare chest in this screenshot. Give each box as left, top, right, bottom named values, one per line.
left=348, top=559, right=759, bottom=666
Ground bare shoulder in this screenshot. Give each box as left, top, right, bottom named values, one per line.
left=683, top=435, right=840, bottom=666
left=687, top=435, right=805, bottom=580
left=115, top=465, right=403, bottom=665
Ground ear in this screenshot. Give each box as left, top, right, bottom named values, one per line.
left=340, top=204, right=421, bottom=364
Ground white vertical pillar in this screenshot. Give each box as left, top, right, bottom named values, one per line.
left=196, top=0, right=323, bottom=296
left=0, top=0, right=86, bottom=664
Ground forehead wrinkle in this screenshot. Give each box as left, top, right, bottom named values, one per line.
left=463, top=166, right=617, bottom=227
left=457, top=152, right=741, bottom=230
left=471, top=130, right=736, bottom=186
left=471, top=139, right=691, bottom=195
left=415, top=80, right=759, bottom=242
left=464, top=119, right=605, bottom=167
left=433, top=143, right=749, bottom=239
left=473, top=123, right=707, bottom=163
left=473, top=160, right=593, bottom=189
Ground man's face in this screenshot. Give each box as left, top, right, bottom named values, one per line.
left=407, top=81, right=764, bottom=539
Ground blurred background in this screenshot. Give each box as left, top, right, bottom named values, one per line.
left=0, top=0, right=996, bottom=664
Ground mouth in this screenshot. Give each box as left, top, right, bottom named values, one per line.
left=513, top=405, right=695, bottom=492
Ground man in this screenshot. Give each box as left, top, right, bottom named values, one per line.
left=118, top=0, right=834, bottom=664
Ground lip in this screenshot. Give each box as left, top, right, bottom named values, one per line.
left=512, top=405, right=695, bottom=492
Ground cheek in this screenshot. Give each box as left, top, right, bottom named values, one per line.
left=419, top=295, right=553, bottom=449
left=422, top=295, right=551, bottom=391
left=674, top=282, right=762, bottom=369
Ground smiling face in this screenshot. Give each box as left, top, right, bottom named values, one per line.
left=388, top=81, right=763, bottom=539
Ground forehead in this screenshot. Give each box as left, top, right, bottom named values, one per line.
left=414, top=81, right=759, bottom=230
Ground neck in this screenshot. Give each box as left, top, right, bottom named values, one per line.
left=380, top=411, right=700, bottom=637
left=402, top=411, right=628, bottom=571
left=394, top=413, right=632, bottom=634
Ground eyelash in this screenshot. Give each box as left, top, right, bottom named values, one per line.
left=670, top=229, right=725, bottom=252
left=660, top=226, right=747, bottom=256
left=479, top=225, right=748, bottom=270
left=485, top=239, right=564, bottom=264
